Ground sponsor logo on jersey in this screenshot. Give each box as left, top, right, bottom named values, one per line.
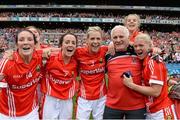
left=63, top=70, right=69, bottom=77
left=51, top=78, right=72, bottom=85
left=132, top=57, right=137, bottom=64
left=11, top=75, right=42, bottom=89
left=26, top=72, right=32, bottom=79
left=80, top=67, right=105, bottom=75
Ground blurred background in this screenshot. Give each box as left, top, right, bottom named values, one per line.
left=0, top=0, right=179, bottom=77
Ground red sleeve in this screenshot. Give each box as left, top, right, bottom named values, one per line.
left=149, top=59, right=166, bottom=85
left=75, top=47, right=84, bottom=58
left=0, top=58, right=9, bottom=76
left=101, top=45, right=108, bottom=52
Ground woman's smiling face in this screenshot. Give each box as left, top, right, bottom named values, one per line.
left=17, top=31, right=36, bottom=57
left=61, top=34, right=77, bottom=57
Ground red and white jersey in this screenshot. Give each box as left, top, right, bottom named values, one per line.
left=75, top=46, right=108, bottom=100
left=143, top=55, right=173, bottom=113
left=0, top=50, right=43, bottom=117
left=129, top=30, right=141, bottom=43
left=41, top=52, right=77, bottom=99
left=105, top=47, right=145, bottom=110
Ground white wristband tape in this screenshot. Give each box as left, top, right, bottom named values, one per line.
left=0, top=82, right=8, bottom=88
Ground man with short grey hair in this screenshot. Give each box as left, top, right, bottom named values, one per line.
left=103, top=25, right=146, bottom=119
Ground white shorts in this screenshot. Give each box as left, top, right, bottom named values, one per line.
left=0, top=107, right=39, bottom=120
left=76, top=96, right=106, bottom=120
left=146, top=104, right=177, bottom=120
left=42, top=95, right=73, bottom=119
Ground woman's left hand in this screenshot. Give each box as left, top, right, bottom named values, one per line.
left=123, top=75, right=134, bottom=89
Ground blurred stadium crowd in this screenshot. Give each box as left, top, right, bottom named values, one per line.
left=0, top=2, right=180, bottom=119
left=0, top=28, right=179, bottom=63
left=0, top=12, right=179, bottom=20
left=0, top=8, right=179, bottom=64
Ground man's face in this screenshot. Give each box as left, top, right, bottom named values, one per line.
left=87, top=31, right=102, bottom=53
left=111, top=28, right=129, bottom=51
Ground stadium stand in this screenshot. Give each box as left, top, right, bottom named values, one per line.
left=0, top=1, right=179, bottom=119
left=0, top=1, right=179, bottom=73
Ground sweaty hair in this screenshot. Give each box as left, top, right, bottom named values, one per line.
left=135, top=33, right=152, bottom=49
left=58, top=32, right=77, bottom=48
left=111, top=25, right=129, bottom=39
left=86, top=26, right=103, bottom=39
left=124, top=14, right=141, bottom=27
left=26, top=26, right=41, bottom=35
left=16, top=29, right=37, bottom=44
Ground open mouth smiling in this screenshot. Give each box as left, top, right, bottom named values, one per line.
left=137, top=51, right=143, bottom=56
left=66, top=48, right=74, bottom=52
left=23, top=47, right=30, bottom=50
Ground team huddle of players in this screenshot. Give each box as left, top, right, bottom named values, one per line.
left=0, top=14, right=179, bottom=120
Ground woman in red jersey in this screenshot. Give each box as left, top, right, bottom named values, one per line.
left=0, top=29, right=44, bottom=120
left=123, top=33, right=177, bottom=119
left=26, top=26, right=42, bottom=49
left=0, top=35, right=6, bottom=59
left=75, top=26, right=108, bottom=119
left=26, top=26, right=51, bottom=49
left=40, top=33, right=78, bottom=119
left=124, top=14, right=162, bottom=53
left=124, top=14, right=141, bottom=45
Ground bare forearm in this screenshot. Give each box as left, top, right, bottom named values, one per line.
left=130, top=83, right=161, bottom=97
